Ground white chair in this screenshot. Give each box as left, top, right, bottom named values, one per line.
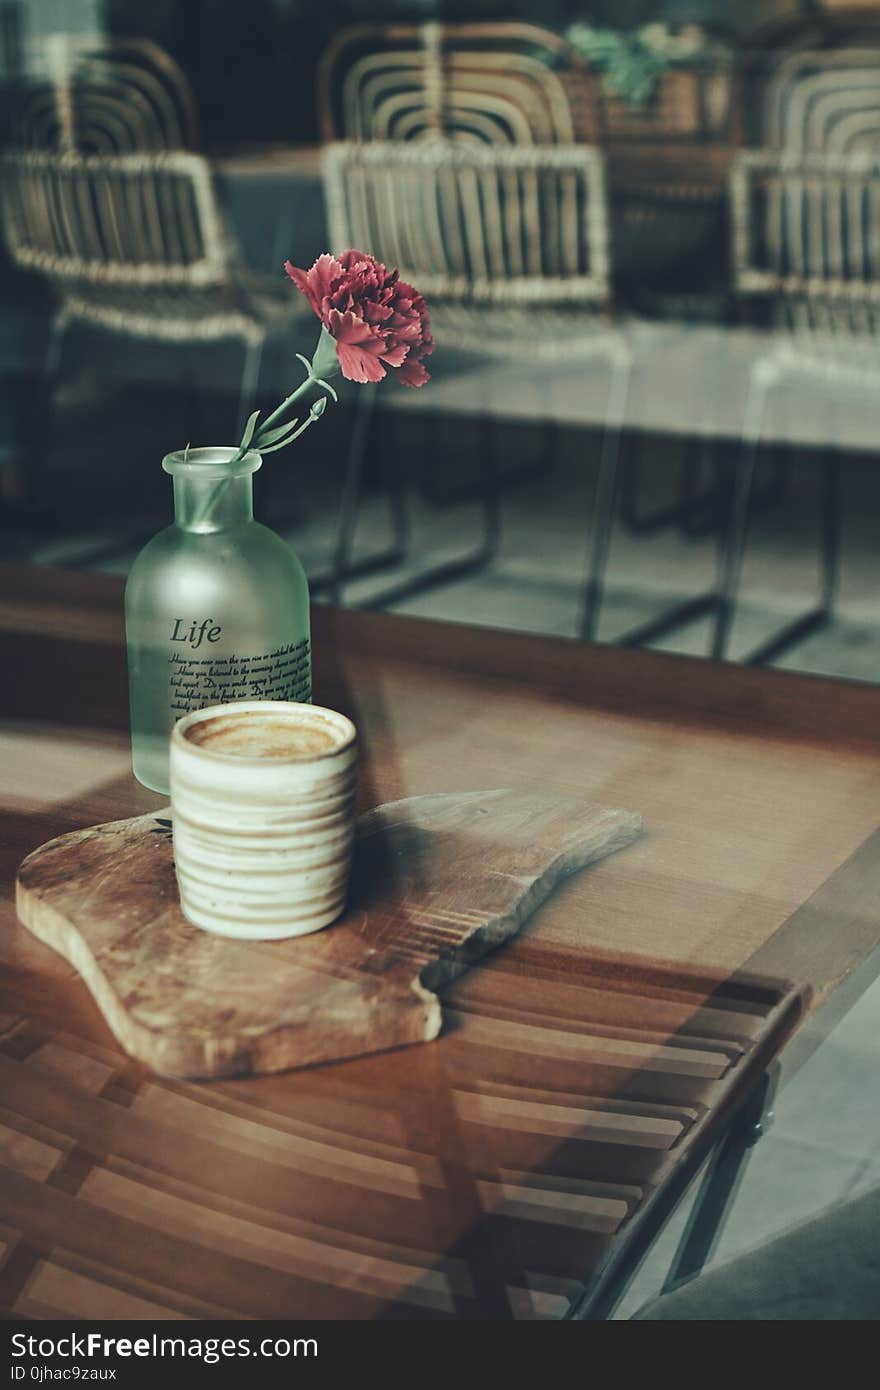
left=0, top=148, right=307, bottom=495
left=322, top=138, right=629, bottom=631
left=2, top=36, right=308, bottom=522
left=716, top=143, right=880, bottom=663
left=707, top=25, right=880, bottom=665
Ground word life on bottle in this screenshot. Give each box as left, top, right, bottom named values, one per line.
left=170, top=618, right=222, bottom=650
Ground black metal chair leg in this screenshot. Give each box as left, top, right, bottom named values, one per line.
left=541, top=417, right=561, bottom=474
left=479, top=412, right=502, bottom=559
left=741, top=449, right=843, bottom=668
left=819, top=452, right=842, bottom=614
left=709, top=367, right=774, bottom=662
left=681, top=437, right=726, bottom=538
left=324, top=383, right=377, bottom=605
left=661, top=1065, right=780, bottom=1291
left=619, top=433, right=661, bottom=534
left=309, top=391, right=416, bottom=600
left=620, top=593, right=721, bottom=648
left=619, top=431, right=724, bottom=539
left=579, top=354, right=632, bottom=641
left=30, top=312, right=68, bottom=511
left=349, top=413, right=502, bottom=611
left=2, top=311, right=70, bottom=528
left=619, top=432, right=679, bottom=536
left=236, top=334, right=265, bottom=438
left=45, top=311, right=68, bottom=384
left=677, top=437, right=703, bottom=534
left=386, top=440, right=411, bottom=558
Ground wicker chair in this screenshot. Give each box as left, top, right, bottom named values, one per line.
left=317, top=20, right=729, bottom=275
left=2, top=38, right=307, bottom=520
left=8, top=35, right=200, bottom=152
left=317, top=20, right=599, bottom=147
left=322, top=139, right=628, bottom=632
left=732, top=9, right=880, bottom=149
left=715, top=30, right=880, bottom=664
left=1, top=147, right=305, bottom=438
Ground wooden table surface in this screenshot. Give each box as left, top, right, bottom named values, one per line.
left=2, top=563, right=880, bottom=1320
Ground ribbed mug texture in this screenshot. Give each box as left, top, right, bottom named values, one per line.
left=170, top=701, right=357, bottom=940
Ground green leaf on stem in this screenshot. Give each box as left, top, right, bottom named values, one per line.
left=255, top=418, right=300, bottom=448
left=293, top=347, right=338, bottom=403
left=311, top=325, right=341, bottom=382
left=257, top=435, right=308, bottom=455
left=313, top=376, right=338, bottom=403
left=238, top=409, right=261, bottom=453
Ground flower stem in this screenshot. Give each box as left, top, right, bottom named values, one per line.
left=190, top=358, right=337, bottom=527
left=255, top=374, right=316, bottom=440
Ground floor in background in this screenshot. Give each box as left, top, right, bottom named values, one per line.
left=202, top=433, right=880, bottom=682
left=310, top=466, right=880, bottom=682
left=18, top=420, right=880, bottom=683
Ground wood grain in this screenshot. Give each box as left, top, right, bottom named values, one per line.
left=0, top=955, right=803, bottom=1320
left=2, top=563, right=880, bottom=1319
left=15, top=791, right=641, bottom=1079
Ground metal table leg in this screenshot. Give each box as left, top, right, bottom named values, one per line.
left=709, top=365, right=774, bottom=662
left=569, top=1062, right=782, bottom=1322
left=579, top=352, right=632, bottom=641
left=660, top=1065, right=780, bottom=1290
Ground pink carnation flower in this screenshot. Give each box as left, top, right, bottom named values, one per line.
left=285, top=250, right=433, bottom=387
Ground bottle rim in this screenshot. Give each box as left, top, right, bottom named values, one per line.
left=162, top=447, right=262, bottom=478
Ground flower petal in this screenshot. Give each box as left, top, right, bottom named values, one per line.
left=327, top=309, right=387, bottom=383
left=395, top=356, right=431, bottom=387
left=380, top=341, right=410, bottom=368
left=335, top=343, right=387, bottom=384
left=285, top=254, right=342, bottom=318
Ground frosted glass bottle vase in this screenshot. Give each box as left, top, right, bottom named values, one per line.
left=125, top=447, right=311, bottom=794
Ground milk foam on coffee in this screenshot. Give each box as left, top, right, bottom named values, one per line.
left=184, top=709, right=344, bottom=759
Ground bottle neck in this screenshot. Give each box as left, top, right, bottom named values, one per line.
left=162, top=447, right=261, bottom=534
left=173, top=472, right=254, bottom=532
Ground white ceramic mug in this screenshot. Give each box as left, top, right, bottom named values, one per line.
left=170, top=700, right=357, bottom=940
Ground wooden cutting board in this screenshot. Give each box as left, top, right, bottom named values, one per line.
left=15, top=790, right=641, bottom=1080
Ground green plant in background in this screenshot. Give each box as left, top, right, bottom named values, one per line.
left=560, top=21, right=728, bottom=108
